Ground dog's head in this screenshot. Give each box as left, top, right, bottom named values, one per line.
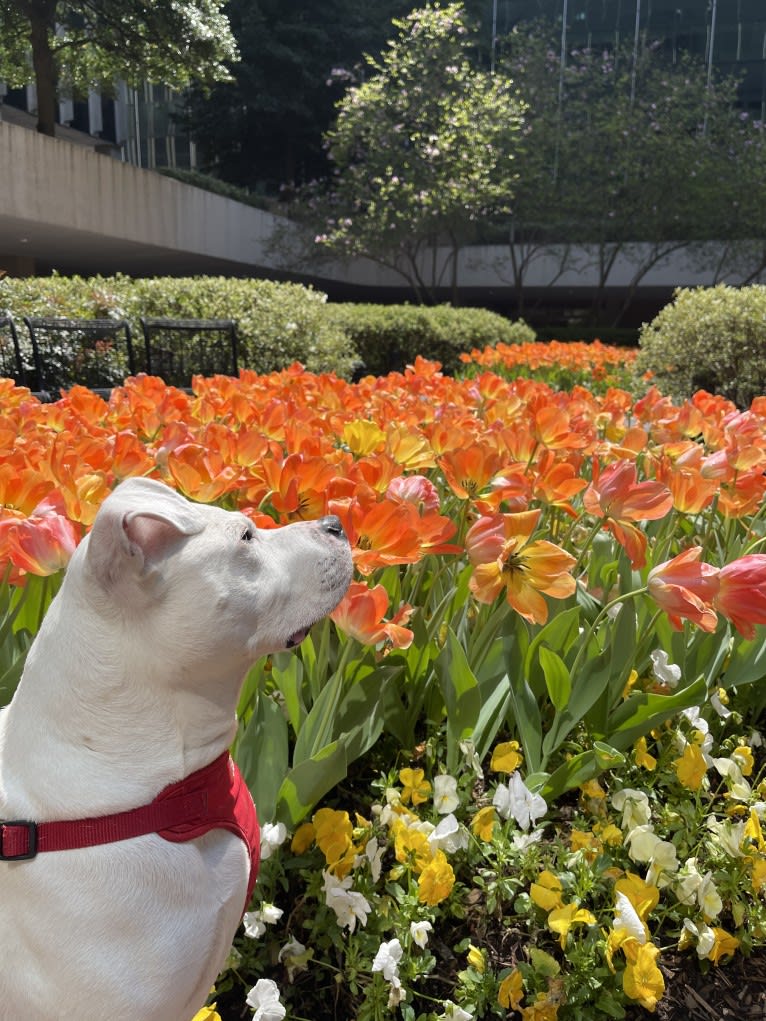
left=74, top=477, right=353, bottom=675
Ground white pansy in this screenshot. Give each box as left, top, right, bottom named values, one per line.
left=494, top=772, right=547, bottom=831
left=646, top=839, right=679, bottom=888
left=650, top=648, right=681, bottom=687
left=612, top=892, right=647, bottom=944
left=323, top=871, right=371, bottom=933
left=439, top=1002, right=474, bottom=1021
left=459, top=739, right=484, bottom=776
left=278, top=937, right=312, bottom=981
left=672, top=858, right=704, bottom=906
left=612, top=788, right=652, bottom=830
left=707, top=816, right=745, bottom=858
left=260, top=821, right=288, bottom=861
left=710, top=691, right=732, bottom=718
left=433, top=774, right=460, bottom=814
left=365, top=837, right=384, bottom=883
left=387, top=973, right=405, bottom=1008
left=511, top=827, right=546, bottom=851
left=242, top=912, right=266, bottom=939
left=625, top=825, right=660, bottom=863
left=697, top=872, right=723, bottom=919
left=694, top=921, right=716, bottom=959
left=428, top=814, right=469, bottom=854
left=410, top=919, right=433, bottom=948
left=246, top=978, right=287, bottom=1021
left=372, top=938, right=403, bottom=982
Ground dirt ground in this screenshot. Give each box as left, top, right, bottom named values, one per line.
left=644, top=948, right=766, bottom=1021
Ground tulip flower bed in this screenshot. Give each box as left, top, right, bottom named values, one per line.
left=1, top=346, right=766, bottom=1021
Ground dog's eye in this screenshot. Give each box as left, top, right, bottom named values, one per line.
left=241, top=526, right=254, bottom=542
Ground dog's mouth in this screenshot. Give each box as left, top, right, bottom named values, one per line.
left=285, top=625, right=312, bottom=649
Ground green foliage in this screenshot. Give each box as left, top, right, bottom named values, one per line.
left=324, top=303, right=534, bottom=376
left=636, top=284, right=766, bottom=406
left=313, top=2, right=524, bottom=303
left=0, top=274, right=359, bottom=379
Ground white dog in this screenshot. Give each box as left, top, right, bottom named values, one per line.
left=0, top=477, right=352, bottom=1020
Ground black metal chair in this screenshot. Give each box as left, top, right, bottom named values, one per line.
left=140, top=318, right=238, bottom=389
left=0, top=314, right=26, bottom=386
left=22, top=317, right=136, bottom=397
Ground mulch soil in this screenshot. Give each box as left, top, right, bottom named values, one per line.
left=645, top=948, right=766, bottom=1021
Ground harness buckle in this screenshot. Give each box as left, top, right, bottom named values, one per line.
left=0, top=820, right=38, bottom=861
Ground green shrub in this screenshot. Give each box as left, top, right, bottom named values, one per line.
left=636, top=284, right=766, bottom=406
left=323, top=302, right=535, bottom=376
left=0, top=274, right=358, bottom=380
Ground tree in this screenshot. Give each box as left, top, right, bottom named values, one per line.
left=490, top=26, right=766, bottom=325
left=311, top=2, right=525, bottom=304
left=0, top=0, right=238, bottom=137
left=185, top=0, right=414, bottom=195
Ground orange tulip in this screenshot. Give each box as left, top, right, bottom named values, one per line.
left=0, top=507, right=79, bottom=577
left=466, top=510, right=576, bottom=625
left=583, top=460, right=672, bottom=568
left=329, top=494, right=423, bottom=576
left=715, top=555, right=766, bottom=639
left=647, top=547, right=719, bottom=632
left=330, top=582, right=414, bottom=649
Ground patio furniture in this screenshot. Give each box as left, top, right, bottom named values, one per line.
left=22, top=317, right=136, bottom=397
left=0, top=313, right=25, bottom=386
left=140, top=318, right=238, bottom=389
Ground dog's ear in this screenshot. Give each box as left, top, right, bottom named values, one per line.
left=85, top=478, right=205, bottom=587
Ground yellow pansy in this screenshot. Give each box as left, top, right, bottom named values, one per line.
left=673, top=742, right=707, bottom=791
left=191, top=1006, right=221, bottom=1021
left=417, top=850, right=455, bottom=906
left=570, top=828, right=601, bottom=860
left=498, top=968, right=524, bottom=1011
left=290, top=821, right=315, bottom=855
left=466, top=944, right=485, bottom=973
left=471, top=805, right=497, bottom=842
left=393, top=823, right=433, bottom=874
left=579, top=778, right=607, bottom=816
left=594, top=822, right=623, bottom=847
left=520, top=991, right=560, bottom=1021
left=622, top=668, right=639, bottom=699
left=615, top=872, right=660, bottom=921
left=733, top=745, right=754, bottom=776
left=751, top=857, right=766, bottom=894
left=530, top=870, right=565, bottom=912
left=399, top=767, right=431, bottom=806
left=490, top=740, right=523, bottom=773
left=634, top=736, right=657, bottom=771
left=313, top=808, right=355, bottom=875
left=622, top=942, right=665, bottom=1011
left=707, top=927, right=740, bottom=965
left=547, top=903, right=597, bottom=950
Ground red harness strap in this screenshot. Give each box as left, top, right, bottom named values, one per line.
left=0, top=752, right=260, bottom=912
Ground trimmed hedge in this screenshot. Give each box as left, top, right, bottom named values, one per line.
left=0, top=274, right=357, bottom=380
left=636, top=284, right=766, bottom=406
left=0, top=275, right=532, bottom=385
left=324, top=302, right=535, bottom=377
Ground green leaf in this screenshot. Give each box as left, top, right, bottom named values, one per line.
left=721, top=632, right=766, bottom=689
left=539, top=645, right=570, bottom=712
left=435, top=627, right=482, bottom=771
left=234, top=693, right=289, bottom=824
left=606, top=676, right=707, bottom=751
left=275, top=741, right=348, bottom=828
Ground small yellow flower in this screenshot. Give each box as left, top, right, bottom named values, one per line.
left=530, top=870, right=564, bottom=912
left=634, top=736, right=657, bottom=771
left=751, top=857, right=766, bottom=894
left=313, top=808, right=355, bottom=876
left=520, top=992, right=560, bottom=1021
left=594, top=822, right=623, bottom=847
left=707, top=927, right=740, bottom=965
left=471, top=805, right=497, bottom=842
left=673, top=743, right=707, bottom=791
left=290, top=821, right=315, bottom=855
left=547, top=902, right=596, bottom=950
left=417, top=849, right=455, bottom=906
left=622, top=942, right=665, bottom=1011
left=622, top=668, right=639, bottom=699
left=393, top=823, right=433, bottom=874
left=570, top=828, right=601, bottom=860
left=498, top=968, right=524, bottom=1011
left=733, top=745, right=755, bottom=777
left=399, top=767, right=431, bottom=806
left=466, top=944, right=485, bottom=973
left=191, top=1006, right=221, bottom=1021
left=490, top=740, right=523, bottom=773
left=579, top=778, right=607, bottom=816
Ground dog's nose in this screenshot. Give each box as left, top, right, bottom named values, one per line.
left=318, top=515, right=346, bottom=539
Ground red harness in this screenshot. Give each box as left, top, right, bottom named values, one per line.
left=0, top=752, right=260, bottom=912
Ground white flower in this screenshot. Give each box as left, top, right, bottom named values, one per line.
left=612, top=788, right=652, bottom=830
left=365, top=837, right=384, bottom=883
left=683, top=918, right=716, bottom=958
left=697, top=872, right=723, bottom=919
left=410, top=919, right=433, bottom=949
left=459, top=740, right=483, bottom=776
left=672, top=858, right=704, bottom=906
left=439, top=1002, right=473, bottom=1021
left=323, top=871, right=371, bottom=933
left=493, top=773, right=547, bottom=830
left=707, top=816, right=745, bottom=858
left=278, top=937, right=312, bottom=981
left=650, top=648, right=681, bottom=688
left=372, top=938, right=403, bottom=982
left=260, top=822, right=287, bottom=861
left=511, top=827, right=546, bottom=851
left=645, top=839, right=679, bottom=888
left=613, top=891, right=646, bottom=944
left=710, top=691, right=732, bottom=718
left=246, top=978, right=286, bottom=1021
left=428, top=814, right=469, bottom=854
left=433, top=774, right=460, bottom=814
left=243, top=903, right=283, bottom=938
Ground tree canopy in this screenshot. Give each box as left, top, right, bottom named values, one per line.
left=0, top=0, right=238, bottom=136
left=311, top=2, right=525, bottom=303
